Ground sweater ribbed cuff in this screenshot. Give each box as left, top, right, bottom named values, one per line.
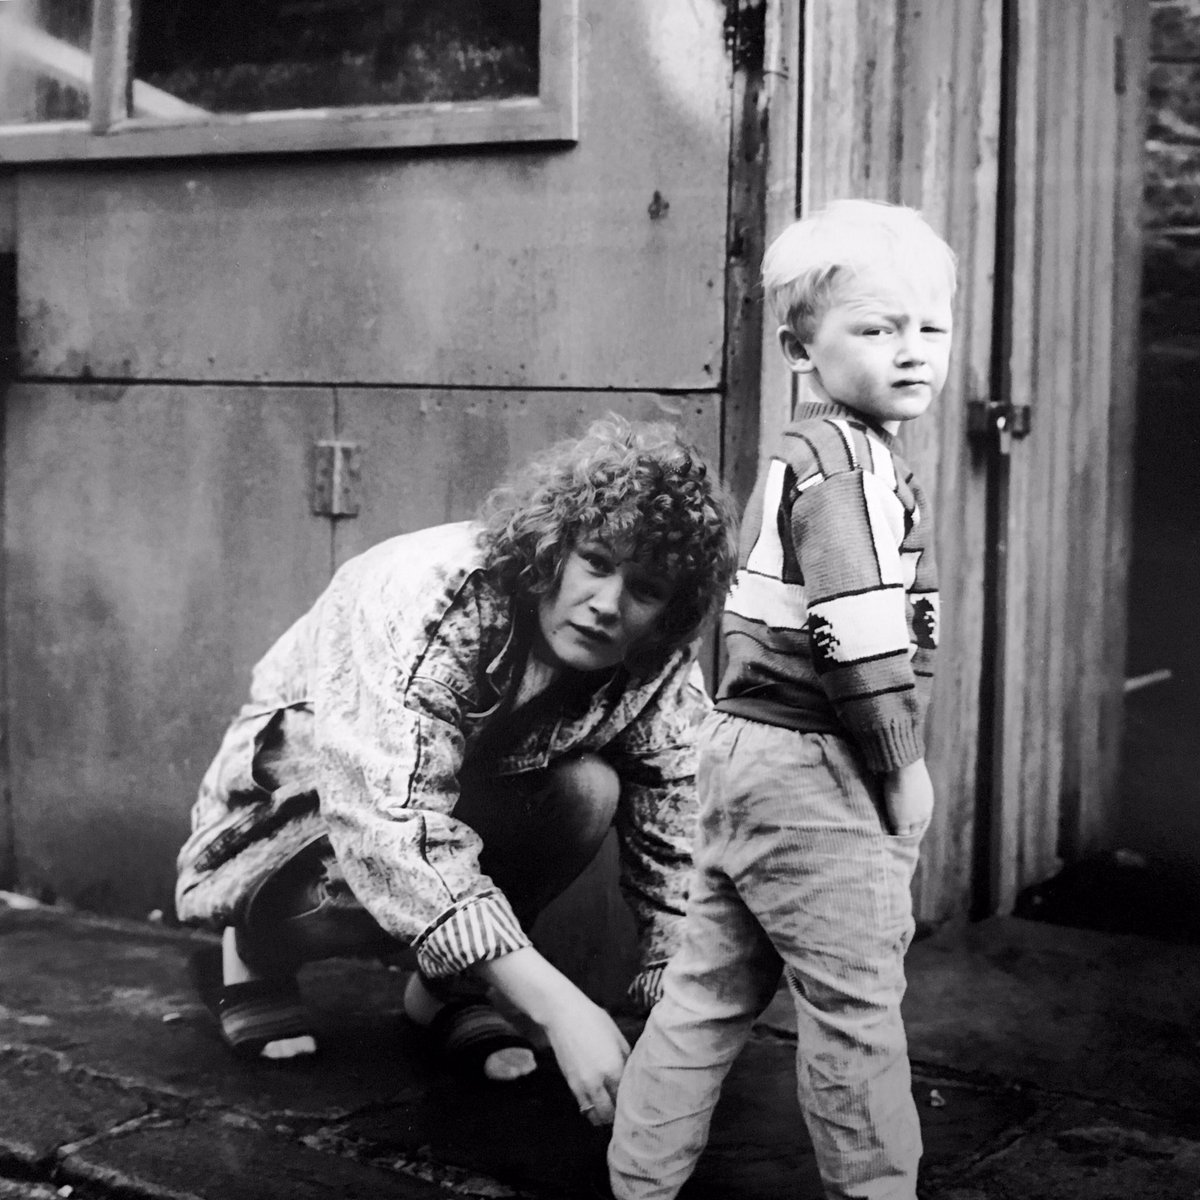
left=853, top=719, right=925, bottom=773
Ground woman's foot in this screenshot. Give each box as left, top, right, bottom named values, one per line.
left=403, top=972, right=537, bottom=1081
left=218, top=928, right=316, bottom=1060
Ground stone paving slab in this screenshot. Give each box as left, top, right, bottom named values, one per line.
left=59, top=1112, right=450, bottom=1200
left=5, top=898, right=1200, bottom=1199
left=0, top=905, right=439, bottom=1119
left=0, top=1045, right=147, bottom=1170
left=904, top=918, right=1200, bottom=1120
left=0, top=1182, right=63, bottom=1200
left=927, top=1096, right=1200, bottom=1200
left=758, top=915, right=1200, bottom=1119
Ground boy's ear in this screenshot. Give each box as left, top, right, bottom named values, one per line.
left=777, top=326, right=814, bottom=376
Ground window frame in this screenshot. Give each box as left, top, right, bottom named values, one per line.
left=0, top=0, right=577, bottom=162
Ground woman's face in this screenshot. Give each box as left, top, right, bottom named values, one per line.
left=533, top=538, right=675, bottom=672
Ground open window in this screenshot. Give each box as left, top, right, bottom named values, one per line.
left=0, top=0, right=577, bottom=161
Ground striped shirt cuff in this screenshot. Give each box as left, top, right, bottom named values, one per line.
left=414, top=889, right=532, bottom=980
left=626, top=963, right=667, bottom=1013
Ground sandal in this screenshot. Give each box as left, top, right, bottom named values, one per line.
left=427, top=997, right=535, bottom=1078
left=188, top=945, right=315, bottom=1060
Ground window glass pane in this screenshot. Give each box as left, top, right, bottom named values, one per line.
left=132, top=0, right=540, bottom=116
left=0, top=0, right=94, bottom=124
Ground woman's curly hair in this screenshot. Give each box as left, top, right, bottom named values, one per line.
left=479, top=416, right=739, bottom=671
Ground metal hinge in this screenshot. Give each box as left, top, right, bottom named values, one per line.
left=311, top=441, right=362, bottom=517
left=966, top=400, right=1031, bottom=455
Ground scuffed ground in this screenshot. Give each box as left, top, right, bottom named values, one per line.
left=2, top=895, right=1200, bottom=1199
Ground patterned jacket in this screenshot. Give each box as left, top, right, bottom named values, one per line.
left=716, top=401, right=938, bottom=771
left=176, top=522, right=708, bottom=995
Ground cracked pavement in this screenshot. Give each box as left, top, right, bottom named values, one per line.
left=2, top=894, right=1200, bottom=1198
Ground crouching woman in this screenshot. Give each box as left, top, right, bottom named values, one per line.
left=174, top=417, right=737, bottom=1126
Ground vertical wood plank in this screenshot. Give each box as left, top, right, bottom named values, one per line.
left=800, top=0, right=1001, bottom=922
left=1028, top=0, right=1076, bottom=889
left=723, top=0, right=775, bottom=509
left=996, top=0, right=1147, bottom=906
left=0, top=173, right=12, bottom=889
left=903, top=0, right=1003, bottom=923
left=1068, top=0, right=1118, bottom=857
left=992, top=0, right=1040, bottom=913
left=757, top=0, right=802, bottom=458
left=1099, top=0, right=1150, bottom=834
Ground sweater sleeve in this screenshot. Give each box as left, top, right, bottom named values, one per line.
left=791, top=467, right=925, bottom=771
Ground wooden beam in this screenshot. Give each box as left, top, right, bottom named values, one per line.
left=0, top=15, right=205, bottom=121
left=757, top=0, right=801, bottom=458
left=722, top=0, right=775, bottom=508
left=90, top=0, right=130, bottom=132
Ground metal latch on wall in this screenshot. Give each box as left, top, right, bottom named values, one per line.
left=311, top=441, right=362, bottom=517
left=966, top=400, right=1032, bottom=455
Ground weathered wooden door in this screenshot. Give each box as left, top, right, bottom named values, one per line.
left=987, top=0, right=1148, bottom=912
left=797, top=0, right=1003, bottom=924
left=794, top=0, right=1146, bottom=922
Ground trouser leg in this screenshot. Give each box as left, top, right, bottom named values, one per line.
left=736, top=729, right=924, bottom=1200
left=608, top=861, right=781, bottom=1200
left=609, top=713, right=781, bottom=1200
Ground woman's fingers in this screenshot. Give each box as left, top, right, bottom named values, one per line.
left=548, top=1005, right=631, bottom=1126
left=575, top=1054, right=624, bottom=1125
left=579, top=1087, right=615, bottom=1126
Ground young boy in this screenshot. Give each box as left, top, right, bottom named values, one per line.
left=607, top=200, right=956, bottom=1199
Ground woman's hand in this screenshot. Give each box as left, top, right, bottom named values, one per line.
left=540, top=992, right=630, bottom=1125
left=881, top=758, right=934, bottom=836
left=477, top=947, right=630, bottom=1126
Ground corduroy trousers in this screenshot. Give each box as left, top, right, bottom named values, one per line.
left=609, top=713, right=926, bottom=1200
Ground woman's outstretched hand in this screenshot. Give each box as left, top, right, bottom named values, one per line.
left=540, top=991, right=631, bottom=1125
left=478, top=947, right=630, bottom=1126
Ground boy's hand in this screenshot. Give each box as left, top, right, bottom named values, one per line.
left=881, top=759, right=934, bottom=836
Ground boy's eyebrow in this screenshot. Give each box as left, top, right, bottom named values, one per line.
left=843, top=303, right=951, bottom=322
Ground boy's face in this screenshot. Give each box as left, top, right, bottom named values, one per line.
left=779, top=264, right=954, bottom=434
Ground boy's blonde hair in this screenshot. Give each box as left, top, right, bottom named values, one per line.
left=762, top=199, right=958, bottom=340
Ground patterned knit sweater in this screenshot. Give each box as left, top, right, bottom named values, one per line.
left=715, top=401, right=938, bottom=771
